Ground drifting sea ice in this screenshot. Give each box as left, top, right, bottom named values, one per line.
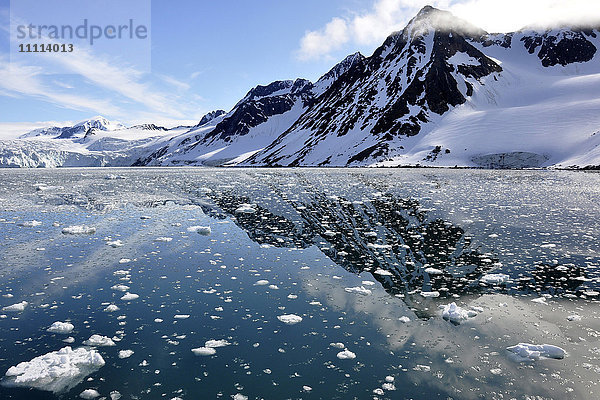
left=2, top=301, right=28, bottom=312
left=187, top=226, right=211, bottom=235
left=234, top=204, right=257, bottom=214
left=277, top=314, right=303, bottom=325
left=204, top=339, right=231, bottom=348
left=191, top=347, right=216, bottom=356
left=154, top=237, right=173, bottom=242
left=1, top=346, right=105, bottom=393
left=104, top=304, right=120, bottom=312
left=506, top=343, right=566, bottom=361
left=118, top=350, right=134, bottom=359
left=47, top=321, right=74, bottom=334
left=83, top=334, right=116, bottom=347
left=61, top=225, right=96, bottom=235
left=106, top=240, right=123, bottom=248
left=79, top=389, right=101, bottom=399
left=344, top=286, right=372, bottom=295
left=17, top=220, right=42, bottom=227
left=120, top=292, right=139, bottom=301
left=441, top=302, right=478, bottom=324
left=480, top=273, right=510, bottom=285
left=336, top=349, right=356, bottom=360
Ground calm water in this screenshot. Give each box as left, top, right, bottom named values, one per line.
left=0, top=168, right=598, bottom=400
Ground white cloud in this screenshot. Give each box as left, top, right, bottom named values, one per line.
left=297, top=0, right=600, bottom=60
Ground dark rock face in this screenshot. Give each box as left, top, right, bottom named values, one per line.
left=521, top=29, right=597, bottom=66
left=196, top=110, right=226, bottom=127
left=130, top=124, right=167, bottom=131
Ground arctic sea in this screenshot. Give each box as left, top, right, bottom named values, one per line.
left=0, top=168, right=598, bottom=399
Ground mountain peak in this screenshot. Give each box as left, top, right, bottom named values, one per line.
left=403, top=6, right=486, bottom=39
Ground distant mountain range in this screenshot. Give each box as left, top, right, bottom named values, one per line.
left=1, top=6, right=599, bottom=169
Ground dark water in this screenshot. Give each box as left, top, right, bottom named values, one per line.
left=0, top=168, right=598, bottom=399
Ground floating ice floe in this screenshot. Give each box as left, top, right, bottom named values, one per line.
left=63, top=337, right=75, bottom=343
left=373, top=268, right=393, bottom=276
left=174, top=314, right=190, bottom=319
left=344, top=286, right=372, bottom=295
left=336, top=349, right=356, bottom=360
left=506, top=343, right=566, bottom=361
left=567, top=314, right=582, bottom=321
left=441, top=302, right=478, bottom=324
left=61, top=225, right=96, bottom=235
left=111, top=284, right=130, bottom=292
left=118, top=350, right=134, bottom=359
left=80, top=389, right=101, bottom=399
left=2, top=301, right=28, bottom=312
left=187, top=226, right=211, bottom=235
left=2, top=346, right=105, bottom=393
left=234, top=204, right=257, bottom=214
left=191, top=347, right=216, bottom=356
left=277, top=314, right=303, bottom=325
left=103, top=304, right=119, bottom=312
left=120, top=292, right=139, bottom=301
left=254, top=280, right=269, bottom=286
left=399, top=316, right=411, bottom=323
left=83, top=334, right=115, bottom=347
left=154, top=237, right=173, bottom=242
left=420, top=291, right=440, bottom=298
left=47, top=321, right=74, bottom=334
left=110, top=391, right=122, bottom=400
left=106, top=240, right=123, bottom=248
left=424, top=267, right=443, bottom=275
left=480, top=273, right=510, bottom=285
left=17, top=220, right=42, bottom=227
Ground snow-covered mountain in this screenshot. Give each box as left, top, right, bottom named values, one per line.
left=2, top=6, right=599, bottom=169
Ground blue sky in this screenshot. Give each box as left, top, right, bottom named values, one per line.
left=0, top=0, right=597, bottom=127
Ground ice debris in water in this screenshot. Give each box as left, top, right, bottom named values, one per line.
left=336, top=349, right=356, bottom=360
left=344, top=286, right=372, bottom=295
left=120, top=292, right=139, bottom=301
left=110, top=391, right=122, bottom=400
left=47, top=321, right=74, bottom=334
left=234, top=203, right=257, bottom=214
left=205, top=339, right=230, bottom=348
left=61, top=225, right=96, bottom=235
left=506, top=343, right=566, bottom=361
left=191, top=347, right=216, bottom=356
left=83, top=335, right=115, bottom=347
left=103, top=304, right=119, bottom=312
left=424, top=267, right=443, bottom=275
left=187, top=226, right=211, bottom=235
left=567, top=314, right=582, bottom=321
left=17, top=220, right=42, bottom=227
left=254, top=280, right=269, bottom=286
left=374, top=268, right=393, bottom=276
left=480, top=273, right=510, bottom=285
left=277, top=314, right=303, bottom=325
left=420, top=291, right=440, bottom=298
left=154, top=237, right=173, bottom=242
left=106, top=240, right=123, bottom=248
left=441, top=302, right=478, bottom=324
left=2, top=346, right=105, bottom=393
left=399, top=316, right=411, bottom=323
left=118, top=350, right=134, bottom=359
left=2, top=301, right=28, bottom=312
left=111, top=284, right=130, bottom=292
left=79, top=389, right=101, bottom=399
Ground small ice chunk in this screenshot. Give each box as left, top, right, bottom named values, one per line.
left=303, top=385, right=312, bottom=392
left=106, top=240, right=123, bottom=248
left=104, top=305, right=119, bottom=312
left=233, top=394, right=248, bottom=400
left=567, top=314, right=582, bottom=321
left=336, top=350, right=356, bottom=360
left=424, top=267, right=443, bottom=275
left=399, top=316, right=410, bottom=323
left=154, top=237, right=173, bottom=242
left=118, top=259, right=131, bottom=264
left=344, top=286, right=372, bottom=295
left=254, top=280, right=269, bottom=286
left=191, top=347, right=216, bottom=356
left=2, top=346, right=105, bottom=393
left=47, top=321, right=74, bottom=334
left=17, top=220, right=42, bottom=227
left=110, top=391, right=122, bottom=400
left=277, top=314, right=302, bottom=325
left=120, top=292, right=139, bottom=301
left=441, top=302, right=477, bottom=324
left=506, top=343, right=566, bottom=361
left=79, top=389, right=101, bottom=399
left=235, top=204, right=256, bottom=214
left=480, top=274, right=509, bottom=285
left=118, top=350, right=134, bottom=359
left=420, top=291, right=440, bottom=298
left=62, top=225, right=96, bottom=235
left=361, top=281, right=375, bottom=286
left=329, top=342, right=345, bottom=349
left=205, top=339, right=230, bottom=348
left=2, top=301, right=28, bottom=312
left=187, top=226, right=211, bottom=235
left=63, top=337, right=75, bottom=343
left=374, top=268, right=393, bottom=276
left=83, top=335, right=115, bottom=347
left=174, top=314, right=190, bottom=319
left=111, top=284, right=130, bottom=292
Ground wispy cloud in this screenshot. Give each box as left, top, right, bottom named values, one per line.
left=297, top=0, right=600, bottom=60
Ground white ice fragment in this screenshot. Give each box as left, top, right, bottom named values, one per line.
left=106, top=240, right=123, bottom=248
left=118, top=350, right=134, bottom=359
left=174, top=314, right=190, bottom=319
left=2, top=346, right=105, bottom=393
left=506, top=343, right=566, bottom=361
left=303, top=385, right=312, bottom=392
left=480, top=274, right=509, bottom=285
left=277, top=314, right=303, bottom=325
left=62, top=225, right=96, bottom=235
left=254, top=280, right=269, bottom=286
left=154, top=318, right=163, bottom=323
left=424, top=267, right=443, bottom=275
left=191, top=347, right=216, bottom=356
left=118, top=259, right=131, bottom=264
left=103, top=305, right=119, bottom=313
left=17, top=220, right=42, bottom=227
left=63, top=337, right=75, bottom=343
left=441, top=302, right=477, bottom=324
left=154, top=237, right=173, bottom=242
left=110, top=391, right=122, bottom=400
left=187, top=226, right=211, bottom=235
left=540, top=244, right=556, bottom=248
left=399, top=316, right=410, bottom=323
left=83, top=335, right=115, bottom=347
left=120, top=292, right=139, bottom=301
left=268, top=284, right=279, bottom=290
left=567, top=314, right=582, bottom=321
left=2, top=301, right=28, bottom=312
left=382, top=382, right=396, bottom=391
left=344, top=286, right=372, bottom=295
left=374, top=268, right=393, bottom=276
left=111, top=284, right=130, bottom=292
left=361, top=281, right=375, bottom=286
left=420, top=291, right=440, bottom=298
left=205, top=339, right=230, bottom=348
left=47, top=321, right=74, bottom=334
left=329, top=342, right=345, bottom=349
left=336, top=350, right=356, bottom=360
left=234, top=204, right=256, bottom=214
left=79, top=389, right=101, bottom=399
left=233, top=394, right=248, bottom=400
